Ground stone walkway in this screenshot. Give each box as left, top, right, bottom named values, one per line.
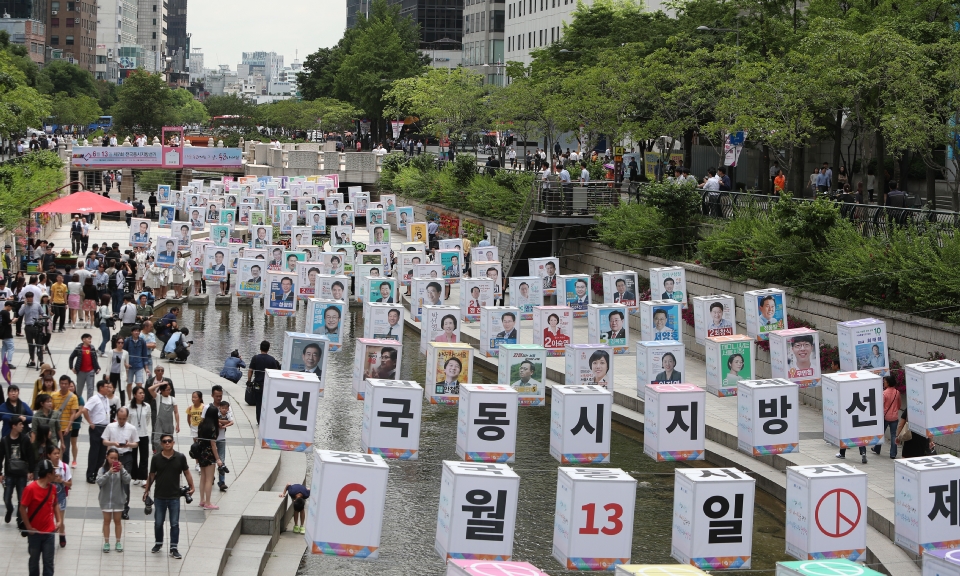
left=0, top=218, right=265, bottom=576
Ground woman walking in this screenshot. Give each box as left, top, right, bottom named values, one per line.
left=171, top=253, right=186, bottom=299
left=97, top=294, right=113, bottom=356
left=67, top=273, right=83, bottom=328
left=97, top=447, right=130, bottom=553
left=82, top=277, right=99, bottom=328
left=128, top=386, right=151, bottom=486
left=195, top=406, right=224, bottom=510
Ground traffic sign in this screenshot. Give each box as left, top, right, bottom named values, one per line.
left=814, top=489, right=861, bottom=538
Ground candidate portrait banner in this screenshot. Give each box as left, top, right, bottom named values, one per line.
left=266, top=272, right=298, bottom=316
left=236, top=258, right=264, bottom=297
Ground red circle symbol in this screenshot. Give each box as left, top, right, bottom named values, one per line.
left=814, top=488, right=861, bottom=538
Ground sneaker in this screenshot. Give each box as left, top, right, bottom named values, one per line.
left=116, top=542, right=123, bottom=552
left=195, top=464, right=200, bottom=472
left=293, top=525, right=300, bottom=534
left=25, top=361, right=35, bottom=368
left=121, top=511, right=129, bottom=520
left=59, top=535, right=66, bottom=548
left=70, top=461, right=77, bottom=469
left=872, top=446, right=881, bottom=455
left=103, top=543, right=110, bottom=553
left=218, top=482, right=227, bottom=492
left=151, top=544, right=163, bottom=553
left=4, top=509, right=11, bottom=523
left=170, top=549, right=182, bottom=559
left=834, top=453, right=845, bottom=459
left=862, top=454, right=868, bottom=464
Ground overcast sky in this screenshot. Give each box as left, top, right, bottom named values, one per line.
left=187, top=1, right=346, bottom=71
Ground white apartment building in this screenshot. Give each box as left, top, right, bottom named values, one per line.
left=95, top=0, right=136, bottom=55
left=189, top=47, right=203, bottom=83
left=461, top=0, right=504, bottom=84
left=504, top=0, right=667, bottom=69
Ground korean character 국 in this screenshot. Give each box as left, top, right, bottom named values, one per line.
left=759, top=395, right=792, bottom=434
left=666, top=402, right=699, bottom=440
left=455, top=463, right=505, bottom=475
left=475, top=403, right=510, bottom=441
left=911, top=456, right=958, bottom=468
left=275, top=391, right=310, bottom=431
left=704, top=493, right=745, bottom=543
left=570, top=404, right=605, bottom=443
left=845, top=389, right=877, bottom=427
left=377, top=398, right=415, bottom=437
left=462, top=489, right=508, bottom=541
left=928, top=480, right=960, bottom=526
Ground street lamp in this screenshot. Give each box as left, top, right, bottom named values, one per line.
left=483, top=60, right=505, bottom=87
left=696, top=24, right=740, bottom=65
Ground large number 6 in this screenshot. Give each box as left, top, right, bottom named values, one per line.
left=579, top=503, right=624, bottom=535
left=336, top=483, right=366, bottom=526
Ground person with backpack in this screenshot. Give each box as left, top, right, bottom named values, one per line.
left=1, top=418, right=35, bottom=526
left=20, top=459, right=61, bottom=575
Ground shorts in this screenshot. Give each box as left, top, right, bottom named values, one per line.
left=126, top=367, right=145, bottom=383
left=70, top=427, right=80, bottom=438
left=101, top=509, right=123, bottom=514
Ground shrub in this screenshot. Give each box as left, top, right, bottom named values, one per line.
left=450, top=154, right=477, bottom=188
left=593, top=204, right=667, bottom=255
left=466, top=176, right=524, bottom=221
left=642, top=182, right=703, bottom=258
left=408, top=152, right=437, bottom=173
left=136, top=170, right=177, bottom=192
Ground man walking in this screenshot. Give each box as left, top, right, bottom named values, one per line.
left=78, top=379, right=111, bottom=483
left=209, top=385, right=233, bottom=491
left=1, top=418, right=35, bottom=526
left=50, top=376, right=79, bottom=466
left=20, top=460, right=61, bottom=576
left=102, top=407, right=138, bottom=519
left=18, top=291, right=44, bottom=368
left=123, top=326, right=148, bottom=402
left=70, top=216, right=84, bottom=254
left=247, top=340, right=279, bottom=424
left=69, top=333, right=100, bottom=399
left=143, top=433, right=194, bottom=559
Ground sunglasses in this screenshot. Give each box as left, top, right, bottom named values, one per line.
left=161, top=439, right=174, bottom=444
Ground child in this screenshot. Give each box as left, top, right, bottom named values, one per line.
left=97, top=447, right=130, bottom=553
left=186, top=391, right=205, bottom=441
left=50, top=445, right=71, bottom=548
left=279, top=482, right=310, bottom=534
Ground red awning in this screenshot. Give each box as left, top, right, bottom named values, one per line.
left=33, top=191, right=133, bottom=214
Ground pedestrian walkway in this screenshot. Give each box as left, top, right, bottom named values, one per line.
left=0, top=218, right=276, bottom=576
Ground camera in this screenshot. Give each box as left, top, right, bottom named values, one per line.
left=144, top=494, right=154, bottom=516
left=180, top=485, right=193, bottom=504
left=218, top=464, right=230, bottom=476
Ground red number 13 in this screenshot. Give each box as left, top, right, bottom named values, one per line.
left=579, top=503, right=623, bottom=535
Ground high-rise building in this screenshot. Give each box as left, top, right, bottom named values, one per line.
left=46, top=0, right=97, bottom=72
left=0, top=0, right=47, bottom=22
left=345, top=0, right=463, bottom=68
left=241, top=51, right=283, bottom=83
left=95, top=0, right=135, bottom=81
left=461, top=0, right=503, bottom=83
left=165, top=0, right=188, bottom=86
left=136, top=0, right=165, bottom=71
left=189, top=47, right=203, bottom=82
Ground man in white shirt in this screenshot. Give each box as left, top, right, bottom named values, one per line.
left=102, top=407, right=139, bottom=518
left=702, top=169, right=721, bottom=191
left=580, top=164, right=590, bottom=184
left=79, top=380, right=112, bottom=483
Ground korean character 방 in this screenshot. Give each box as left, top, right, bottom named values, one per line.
left=911, top=456, right=960, bottom=468
left=275, top=390, right=310, bottom=431
left=463, top=489, right=509, bottom=541
left=759, top=395, right=793, bottom=434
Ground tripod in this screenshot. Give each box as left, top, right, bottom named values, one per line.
left=31, top=320, right=55, bottom=370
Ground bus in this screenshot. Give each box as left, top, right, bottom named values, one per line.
left=87, top=116, right=113, bottom=133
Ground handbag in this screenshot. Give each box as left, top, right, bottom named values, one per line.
left=20, top=485, right=53, bottom=537
left=897, top=422, right=913, bottom=443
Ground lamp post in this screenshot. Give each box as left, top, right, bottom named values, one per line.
left=482, top=59, right=505, bottom=87
left=697, top=24, right=741, bottom=184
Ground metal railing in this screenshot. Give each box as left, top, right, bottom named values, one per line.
left=531, top=180, right=622, bottom=217
left=701, top=190, right=960, bottom=238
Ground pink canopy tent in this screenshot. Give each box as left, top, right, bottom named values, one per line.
left=33, top=191, right=133, bottom=214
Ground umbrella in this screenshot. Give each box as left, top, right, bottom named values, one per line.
left=33, top=191, right=133, bottom=214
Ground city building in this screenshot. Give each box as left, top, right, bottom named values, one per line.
left=461, top=0, right=503, bottom=84
left=165, top=0, right=188, bottom=86
left=94, top=0, right=135, bottom=81
left=0, top=0, right=47, bottom=22
left=0, top=16, right=46, bottom=64
left=240, top=51, right=283, bottom=83
left=188, top=46, right=203, bottom=82
left=136, top=0, right=165, bottom=71
left=345, top=0, right=463, bottom=68
left=205, top=64, right=238, bottom=97
left=46, top=0, right=97, bottom=72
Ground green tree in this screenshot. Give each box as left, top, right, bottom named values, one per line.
left=95, top=80, right=119, bottom=112
left=384, top=67, right=486, bottom=141
left=297, top=47, right=339, bottom=101
left=203, top=94, right=257, bottom=128
left=112, top=70, right=173, bottom=136
left=169, top=88, right=209, bottom=125
left=39, top=60, right=99, bottom=99
left=48, top=92, right=102, bottom=129
left=0, top=51, right=50, bottom=137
